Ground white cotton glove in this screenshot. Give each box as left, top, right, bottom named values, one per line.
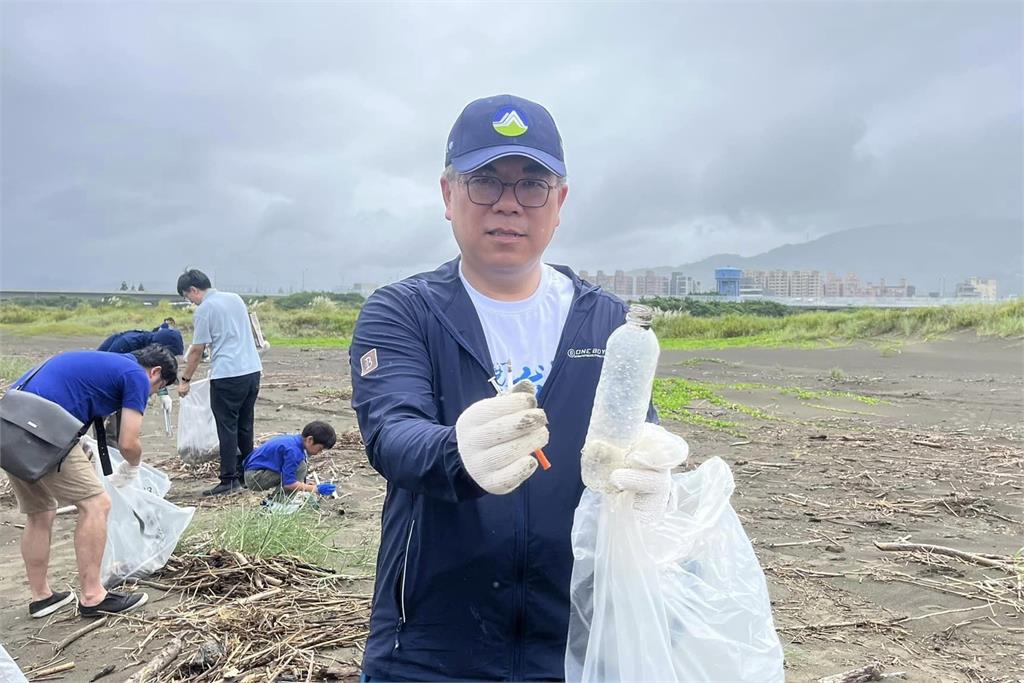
left=108, top=461, right=140, bottom=488
left=160, top=394, right=173, bottom=414
left=455, top=380, right=549, bottom=495
left=585, top=423, right=689, bottom=525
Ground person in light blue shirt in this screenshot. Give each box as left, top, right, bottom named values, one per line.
left=243, top=421, right=338, bottom=495
left=175, top=269, right=263, bottom=496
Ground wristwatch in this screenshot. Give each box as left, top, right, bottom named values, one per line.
left=181, top=377, right=192, bottom=383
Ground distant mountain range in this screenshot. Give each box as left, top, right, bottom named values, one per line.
left=633, top=218, right=1023, bottom=296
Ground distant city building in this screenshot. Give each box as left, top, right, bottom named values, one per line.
left=670, top=272, right=699, bottom=296
left=843, top=273, right=862, bottom=297
left=789, top=270, right=822, bottom=298
left=613, top=270, right=634, bottom=297
left=955, top=277, right=997, bottom=300
left=715, top=267, right=743, bottom=298
left=766, top=270, right=790, bottom=297
left=579, top=268, right=698, bottom=299
left=741, top=270, right=767, bottom=296
left=735, top=268, right=920, bottom=299
left=823, top=272, right=843, bottom=297
left=636, top=270, right=668, bottom=298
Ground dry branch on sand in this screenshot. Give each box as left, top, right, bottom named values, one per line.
left=817, top=661, right=906, bottom=683
left=874, top=541, right=1019, bottom=570
left=113, top=551, right=370, bottom=682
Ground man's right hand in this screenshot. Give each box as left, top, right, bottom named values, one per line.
left=109, top=461, right=140, bottom=488
left=455, top=380, right=548, bottom=495
left=177, top=380, right=191, bottom=398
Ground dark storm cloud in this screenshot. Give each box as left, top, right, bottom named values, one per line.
left=1, top=2, right=1019, bottom=290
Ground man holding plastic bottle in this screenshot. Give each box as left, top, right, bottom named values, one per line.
left=349, top=95, right=688, bottom=681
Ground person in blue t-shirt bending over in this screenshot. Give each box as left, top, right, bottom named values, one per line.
left=4, top=345, right=178, bottom=619
left=243, top=421, right=337, bottom=495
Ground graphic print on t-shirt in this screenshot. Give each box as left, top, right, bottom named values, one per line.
left=492, top=360, right=549, bottom=394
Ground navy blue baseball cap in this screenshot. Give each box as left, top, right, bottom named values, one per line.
left=445, top=94, right=566, bottom=177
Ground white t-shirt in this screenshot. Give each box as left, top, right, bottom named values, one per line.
left=191, top=289, right=263, bottom=380
left=460, top=264, right=574, bottom=396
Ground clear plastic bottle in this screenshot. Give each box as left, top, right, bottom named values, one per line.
left=582, top=304, right=660, bottom=492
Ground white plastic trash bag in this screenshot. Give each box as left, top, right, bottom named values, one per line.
left=566, top=457, right=784, bottom=683
left=82, top=436, right=170, bottom=498
left=176, top=378, right=219, bottom=465
left=88, top=441, right=195, bottom=588
left=0, top=645, right=28, bottom=683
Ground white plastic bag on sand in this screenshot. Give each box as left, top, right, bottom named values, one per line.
left=566, top=457, right=784, bottom=683
left=0, top=644, right=28, bottom=683
left=176, top=378, right=219, bottom=465
left=260, top=491, right=317, bottom=515
left=87, top=441, right=195, bottom=588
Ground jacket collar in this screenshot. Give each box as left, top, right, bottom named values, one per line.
left=410, top=257, right=599, bottom=375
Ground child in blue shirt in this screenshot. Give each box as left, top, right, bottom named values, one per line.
left=243, top=421, right=337, bottom=495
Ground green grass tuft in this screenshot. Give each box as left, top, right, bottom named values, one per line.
left=652, top=377, right=773, bottom=436
left=209, top=503, right=336, bottom=564
left=266, top=336, right=351, bottom=348
left=0, top=357, right=34, bottom=384
left=2, top=296, right=1020, bottom=352
left=654, top=299, right=1023, bottom=349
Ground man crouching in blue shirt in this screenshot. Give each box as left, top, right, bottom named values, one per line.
left=243, top=421, right=337, bottom=496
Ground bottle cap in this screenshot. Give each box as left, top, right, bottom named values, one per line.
left=626, top=304, right=654, bottom=329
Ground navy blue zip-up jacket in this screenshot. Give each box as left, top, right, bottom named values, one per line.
left=98, top=328, right=185, bottom=356
left=350, top=258, right=646, bottom=681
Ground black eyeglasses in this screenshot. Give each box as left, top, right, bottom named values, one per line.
left=459, top=175, right=554, bottom=208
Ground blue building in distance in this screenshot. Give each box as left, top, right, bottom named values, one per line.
left=715, top=267, right=743, bottom=298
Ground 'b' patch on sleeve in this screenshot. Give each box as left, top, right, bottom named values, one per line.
left=360, top=348, right=379, bottom=376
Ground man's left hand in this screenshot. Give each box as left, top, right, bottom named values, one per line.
left=178, top=381, right=191, bottom=398
left=608, top=423, right=689, bottom=525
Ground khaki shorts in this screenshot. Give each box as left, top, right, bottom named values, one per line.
left=6, top=443, right=106, bottom=515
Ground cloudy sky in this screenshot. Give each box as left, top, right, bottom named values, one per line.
left=2, top=2, right=1021, bottom=293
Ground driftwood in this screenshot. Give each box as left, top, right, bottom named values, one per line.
left=817, top=661, right=905, bottom=682
left=55, top=616, right=107, bottom=652
left=88, top=664, right=116, bottom=681
left=25, top=661, right=75, bottom=679
left=124, top=638, right=182, bottom=683
left=874, top=541, right=1013, bottom=569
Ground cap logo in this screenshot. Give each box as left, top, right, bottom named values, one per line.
left=492, top=107, right=529, bottom=137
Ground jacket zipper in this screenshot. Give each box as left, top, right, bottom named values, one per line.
left=394, top=517, right=416, bottom=651
left=510, top=289, right=594, bottom=678
left=510, top=488, right=526, bottom=679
